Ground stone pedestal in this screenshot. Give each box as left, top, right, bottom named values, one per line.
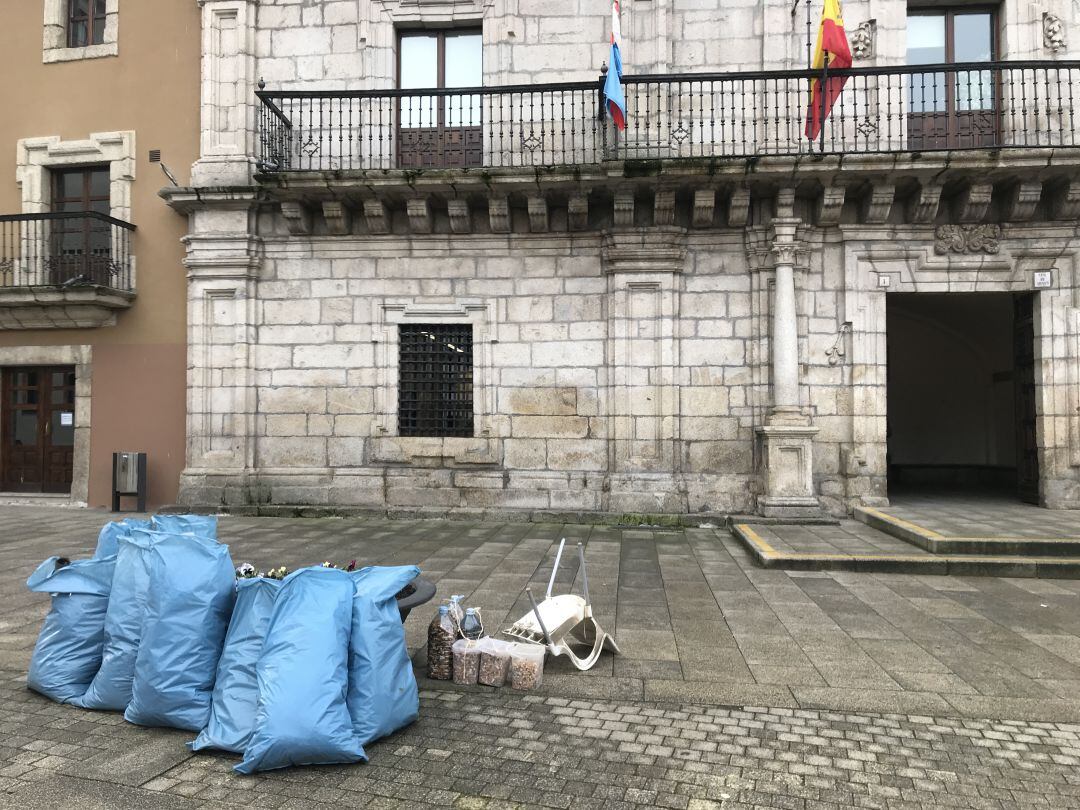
left=757, top=423, right=821, bottom=517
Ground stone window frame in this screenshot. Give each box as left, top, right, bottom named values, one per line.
left=43, top=0, right=120, bottom=63
left=372, top=299, right=496, bottom=439
left=0, top=345, right=92, bottom=505
left=16, top=131, right=136, bottom=222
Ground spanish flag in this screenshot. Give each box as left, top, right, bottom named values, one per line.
left=804, top=0, right=853, bottom=140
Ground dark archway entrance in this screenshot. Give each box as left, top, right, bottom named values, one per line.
left=886, top=292, right=1039, bottom=503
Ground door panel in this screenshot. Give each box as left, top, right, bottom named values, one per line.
left=1013, top=295, right=1039, bottom=504
left=1, top=366, right=75, bottom=493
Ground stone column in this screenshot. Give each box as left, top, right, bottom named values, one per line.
left=757, top=217, right=821, bottom=517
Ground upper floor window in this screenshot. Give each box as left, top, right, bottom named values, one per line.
left=67, top=0, right=107, bottom=48
left=397, top=30, right=483, bottom=169
left=907, top=7, right=997, bottom=149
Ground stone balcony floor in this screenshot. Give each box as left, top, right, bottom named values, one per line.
left=2, top=505, right=1080, bottom=807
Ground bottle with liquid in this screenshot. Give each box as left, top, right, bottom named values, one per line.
left=426, top=605, right=456, bottom=680
left=460, top=607, right=484, bottom=640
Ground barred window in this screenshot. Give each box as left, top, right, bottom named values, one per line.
left=398, top=324, right=474, bottom=437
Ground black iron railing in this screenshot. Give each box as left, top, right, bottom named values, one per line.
left=0, top=212, right=135, bottom=293
left=257, top=60, right=1080, bottom=173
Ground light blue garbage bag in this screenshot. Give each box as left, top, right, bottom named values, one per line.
left=26, top=556, right=116, bottom=703
left=236, top=567, right=366, bottom=774
left=347, top=565, right=421, bottom=745
left=190, top=577, right=281, bottom=753
left=92, top=518, right=150, bottom=560
left=125, top=533, right=235, bottom=731
left=151, top=514, right=218, bottom=539
left=71, top=526, right=160, bottom=710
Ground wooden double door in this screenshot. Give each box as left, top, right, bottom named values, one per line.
left=1, top=367, right=76, bottom=493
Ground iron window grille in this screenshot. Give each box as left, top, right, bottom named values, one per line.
left=398, top=324, right=474, bottom=437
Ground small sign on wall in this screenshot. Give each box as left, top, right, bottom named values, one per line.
left=1033, top=271, right=1053, bottom=289
left=59, top=412, right=73, bottom=427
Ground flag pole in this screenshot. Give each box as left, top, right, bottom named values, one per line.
left=820, top=49, right=829, bottom=152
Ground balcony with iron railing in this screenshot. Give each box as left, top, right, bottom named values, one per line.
left=256, top=61, right=1080, bottom=174
left=0, top=212, right=136, bottom=329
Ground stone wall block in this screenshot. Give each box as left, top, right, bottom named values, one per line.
left=511, top=415, right=590, bottom=438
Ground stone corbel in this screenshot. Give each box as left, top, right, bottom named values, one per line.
left=280, top=201, right=312, bottom=235
left=816, top=186, right=846, bottom=226
left=728, top=187, right=751, bottom=226
left=653, top=191, right=675, bottom=226
left=692, top=189, right=716, bottom=228
left=363, top=199, right=390, bottom=234
left=447, top=199, right=471, bottom=234
left=613, top=191, right=635, bottom=227
left=1004, top=182, right=1044, bottom=222
left=1049, top=179, right=1080, bottom=220
left=527, top=196, right=548, bottom=232
left=322, top=201, right=351, bottom=235
left=568, top=195, right=589, bottom=231
left=407, top=198, right=432, bottom=233
left=907, top=182, right=943, bottom=223
left=488, top=196, right=510, bottom=233
left=775, top=188, right=796, bottom=220
left=957, top=183, right=993, bottom=223
left=861, top=183, right=895, bottom=224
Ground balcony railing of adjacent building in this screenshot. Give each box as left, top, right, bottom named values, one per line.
left=256, top=60, right=1080, bottom=174
left=0, top=212, right=135, bottom=293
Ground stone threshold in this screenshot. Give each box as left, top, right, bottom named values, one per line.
left=731, top=523, right=1080, bottom=579
left=854, top=506, right=1080, bottom=557
left=0, top=492, right=84, bottom=508
left=416, top=672, right=1080, bottom=724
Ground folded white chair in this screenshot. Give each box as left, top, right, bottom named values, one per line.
left=503, top=539, right=619, bottom=671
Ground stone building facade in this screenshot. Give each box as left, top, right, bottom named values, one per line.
left=168, top=0, right=1080, bottom=517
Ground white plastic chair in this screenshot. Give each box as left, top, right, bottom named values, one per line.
left=503, top=539, right=620, bottom=671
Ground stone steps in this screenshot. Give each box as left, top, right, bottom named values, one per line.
left=730, top=523, right=1080, bottom=578
left=853, top=506, right=1080, bottom=557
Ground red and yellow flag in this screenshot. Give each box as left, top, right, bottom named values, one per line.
left=804, top=0, right=853, bottom=140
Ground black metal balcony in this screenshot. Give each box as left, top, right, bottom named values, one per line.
left=256, top=60, right=1080, bottom=174
left=0, top=212, right=135, bottom=293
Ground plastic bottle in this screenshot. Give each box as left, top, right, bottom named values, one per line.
left=448, top=595, right=466, bottom=623
left=460, top=607, right=483, bottom=640
left=426, top=605, right=456, bottom=680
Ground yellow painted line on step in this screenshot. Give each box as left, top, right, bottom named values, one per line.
left=733, top=525, right=779, bottom=558
left=859, top=507, right=945, bottom=539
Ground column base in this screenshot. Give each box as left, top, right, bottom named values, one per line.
left=757, top=423, right=823, bottom=519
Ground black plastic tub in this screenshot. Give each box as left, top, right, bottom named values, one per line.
left=396, top=576, right=436, bottom=622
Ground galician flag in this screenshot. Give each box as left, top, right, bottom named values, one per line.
left=604, top=0, right=627, bottom=130
left=804, top=0, right=853, bottom=140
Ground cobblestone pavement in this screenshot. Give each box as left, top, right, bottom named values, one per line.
left=2, top=506, right=1080, bottom=808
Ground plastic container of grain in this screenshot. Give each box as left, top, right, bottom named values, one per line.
left=477, top=638, right=513, bottom=687
left=509, top=643, right=545, bottom=690
left=451, top=638, right=481, bottom=685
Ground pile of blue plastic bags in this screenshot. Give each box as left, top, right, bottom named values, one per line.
left=26, top=515, right=420, bottom=773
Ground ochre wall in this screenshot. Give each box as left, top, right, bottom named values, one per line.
left=0, top=2, right=200, bottom=506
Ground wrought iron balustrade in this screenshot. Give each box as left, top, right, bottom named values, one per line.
left=0, top=212, right=135, bottom=293
left=257, top=60, right=1080, bottom=173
